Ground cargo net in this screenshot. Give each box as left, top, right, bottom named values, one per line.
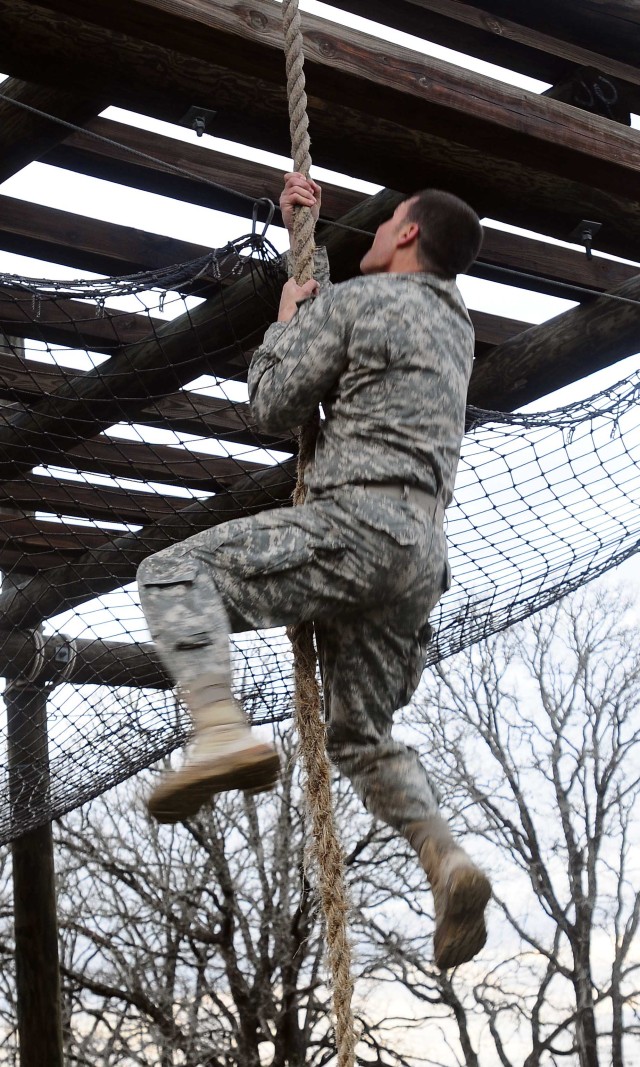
left=0, top=234, right=639, bottom=842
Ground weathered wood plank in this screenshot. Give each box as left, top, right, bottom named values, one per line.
left=465, top=1, right=640, bottom=69
left=0, top=353, right=294, bottom=448
left=0, top=460, right=297, bottom=627
left=2, top=0, right=640, bottom=263
left=20, top=0, right=640, bottom=198
left=0, top=193, right=212, bottom=276
left=0, top=76, right=105, bottom=183
left=0, top=512, right=111, bottom=550
left=331, top=0, right=640, bottom=111
left=477, top=228, right=638, bottom=296
left=47, top=117, right=363, bottom=223
left=468, top=271, right=640, bottom=410
left=0, top=474, right=181, bottom=524
left=0, top=286, right=166, bottom=351
left=23, top=436, right=272, bottom=488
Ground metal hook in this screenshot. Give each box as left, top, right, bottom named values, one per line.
left=251, top=198, right=276, bottom=241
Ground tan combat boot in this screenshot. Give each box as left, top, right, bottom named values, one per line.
left=407, top=815, right=491, bottom=969
left=147, top=694, right=280, bottom=824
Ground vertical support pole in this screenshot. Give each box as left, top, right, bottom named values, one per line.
left=0, top=330, right=64, bottom=1062
left=6, top=676, right=64, bottom=1067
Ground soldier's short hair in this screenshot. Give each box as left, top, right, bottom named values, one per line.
left=405, top=190, right=483, bottom=278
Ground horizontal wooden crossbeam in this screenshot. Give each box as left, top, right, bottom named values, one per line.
left=0, top=193, right=213, bottom=276
left=2, top=0, right=640, bottom=262
left=0, top=76, right=105, bottom=184
left=0, top=627, right=168, bottom=687
left=21, top=0, right=640, bottom=198
left=0, top=473, right=183, bottom=525
left=46, top=117, right=364, bottom=224
left=330, top=0, right=640, bottom=111
left=0, top=287, right=165, bottom=351
left=0, top=460, right=297, bottom=629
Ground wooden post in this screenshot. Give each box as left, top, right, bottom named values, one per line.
left=1, top=330, right=64, bottom=1066
left=6, top=673, right=64, bottom=1067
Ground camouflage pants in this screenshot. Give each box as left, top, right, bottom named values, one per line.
left=137, top=485, right=447, bottom=831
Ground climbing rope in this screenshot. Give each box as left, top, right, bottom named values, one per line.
left=281, top=1, right=357, bottom=1063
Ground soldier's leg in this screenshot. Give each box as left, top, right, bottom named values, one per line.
left=137, top=495, right=392, bottom=821
left=137, top=531, right=280, bottom=820
left=317, top=611, right=491, bottom=969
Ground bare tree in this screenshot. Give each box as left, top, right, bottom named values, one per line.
left=1, top=586, right=639, bottom=1067
left=404, top=586, right=640, bottom=1067
left=52, top=725, right=443, bottom=1067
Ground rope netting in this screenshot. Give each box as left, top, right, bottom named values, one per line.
left=0, top=239, right=639, bottom=846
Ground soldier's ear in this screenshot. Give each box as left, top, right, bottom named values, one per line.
left=397, top=221, right=420, bottom=248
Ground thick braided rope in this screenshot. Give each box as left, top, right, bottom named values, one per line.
left=281, top=2, right=356, bottom=1064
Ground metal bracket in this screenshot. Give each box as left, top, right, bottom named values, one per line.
left=568, top=219, right=602, bottom=259
left=178, top=105, right=218, bottom=138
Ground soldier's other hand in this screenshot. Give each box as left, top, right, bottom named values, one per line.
left=277, top=277, right=319, bottom=322
left=280, top=172, right=322, bottom=234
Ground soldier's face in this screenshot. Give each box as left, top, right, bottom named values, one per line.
left=360, top=199, right=416, bottom=275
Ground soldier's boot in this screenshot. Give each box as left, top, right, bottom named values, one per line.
left=406, top=815, right=491, bottom=969
left=147, top=695, right=280, bottom=824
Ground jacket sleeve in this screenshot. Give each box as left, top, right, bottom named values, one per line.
left=282, top=246, right=332, bottom=287
left=248, top=283, right=350, bottom=433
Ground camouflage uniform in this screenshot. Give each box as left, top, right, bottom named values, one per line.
left=137, top=249, right=474, bottom=832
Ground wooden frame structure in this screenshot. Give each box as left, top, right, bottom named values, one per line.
left=0, top=1, right=639, bottom=1062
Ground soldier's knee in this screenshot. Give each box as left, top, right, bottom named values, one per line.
left=137, top=548, right=195, bottom=590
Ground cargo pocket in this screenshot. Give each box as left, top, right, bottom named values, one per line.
left=139, top=561, right=199, bottom=589
left=138, top=560, right=213, bottom=648
left=401, top=619, right=434, bottom=705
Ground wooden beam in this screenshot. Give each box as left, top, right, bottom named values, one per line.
left=463, top=1, right=640, bottom=71
left=477, top=227, right=638, bottom=297
left=0, top=473, right=181, bottom=525
left=47, top=117, right=363, bottom=223
left=0, top=512, right=112, bottom=559
left=468, top=271, right=640, bottom=410
left=1, top=430, right=273, bottom=489
left=0, top=193, right=213, bottom=276
left=0, top=459, right=297, bottom=629
left=0, top=628, right=168, bottom=688
left=0, top=353, right=294, bottom=448
left=3, top=157, right=637, bottom=301
left=330, top=1, right=640, bottom=111
left=0, top=287, right=166, bottom=351
left=2, top=1, right=640, bottom=262
left=0, top=76, right=105, bottom=183
left=18, top=0, right=640, bottom=198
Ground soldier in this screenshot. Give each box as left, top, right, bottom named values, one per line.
left=137, top=174, right=490, bottom=968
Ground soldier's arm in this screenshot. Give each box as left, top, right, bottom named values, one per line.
left=248, top=286, right=348, bottom=433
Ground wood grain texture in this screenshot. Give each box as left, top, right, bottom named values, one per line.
left=1, top=0, right=640, bottom=262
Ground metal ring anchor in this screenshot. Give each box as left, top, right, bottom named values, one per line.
left=251, top=197, right=276, bottom=241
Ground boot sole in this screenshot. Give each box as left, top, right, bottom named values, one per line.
left=147, top=747, right=281, bottom=824
left=434, top=867, right=491, bottom=969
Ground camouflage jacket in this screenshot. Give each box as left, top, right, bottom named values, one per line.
left=248, top=248, right=474, bottom=507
